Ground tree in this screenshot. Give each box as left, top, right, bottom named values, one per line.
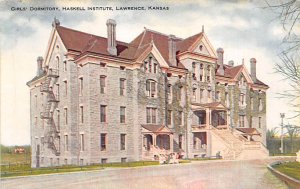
left=284, top=124, right=300, bottom=152
left=267, top=127, right=279, bottom=139
left=265, top=0, right=300, bottom=119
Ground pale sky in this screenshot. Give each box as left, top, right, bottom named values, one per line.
left=0, top=0, right=298, bottom=145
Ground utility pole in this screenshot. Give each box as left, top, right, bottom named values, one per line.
left=280, top=113, right=285, bottom=154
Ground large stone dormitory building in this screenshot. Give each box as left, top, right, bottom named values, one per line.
left=27, top=18, right=269, bottom=168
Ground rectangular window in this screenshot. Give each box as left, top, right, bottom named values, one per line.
left=80, top=106, right=83, bottom=123
left=64, top=81, right=67, bottom=96
left=167, top=110, right=172, bottom=126
left=178, top=111, right=183, bottom=125
left=100, top=63, right=106, bottom=67
left=64, top=135, right=68, bottom=151
left=200, top=89, right=204, bottom=102
left=120, top=134, right=126, bottom=150
left=80, top=134, right=84, bottom=151
left=120, top=106, right=126, bottom=123
left=120, top=79, right=125, bottom=96
left=64, top=159, right=68, bottom=165
left=146, top=107, right=156, bottom=124
left=100, top=134, right=107, bottom=151
left=152, top=108, right=156, bottom=123
left=250, top=98, right=254, bottom=110
left=100, top=76, right=106, bottom=94
left=101, top=158, right=107, bottom=164
left=154, top=63, right=157, bottom=73
left=179, top=135, right=183, bottom=149
left=121, top=158, right=127, bottom=163
left=100, top=105, right=106, bottom=122
left=146, top=108, right=151, bottom=123
left=79, top=77, right=83, bottom=95
left=146, top=80, right=156, bottom=97
left=239, top=115, right=245, bottom=127
left=64, top=108, right=68, bottom=125
left=259, top=117, right=262, bottom=128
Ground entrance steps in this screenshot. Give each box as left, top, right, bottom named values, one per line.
left=211, top=128, right=269, bottom=160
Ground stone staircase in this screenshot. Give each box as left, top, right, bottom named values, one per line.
left=211, top=128, right=269, bottom=160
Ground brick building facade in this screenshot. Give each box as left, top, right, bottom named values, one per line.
left=27, top=19, right=269, bottom=168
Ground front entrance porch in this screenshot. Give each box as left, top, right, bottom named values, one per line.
left=191, top=102, right=229, bottom=130
left=141, top=125, right=173, bottom=161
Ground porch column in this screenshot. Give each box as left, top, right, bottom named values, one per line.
left=153, top=134, right=157, bottom=146
left=226, top=111, right=229, bottom=129
left=170, top=134, right=173, bottom=152
left=205, top=108, right=209, bottom=128
left=209, top=109, right=212, bottom=129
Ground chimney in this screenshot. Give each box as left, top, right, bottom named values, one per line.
left=250, top=58, right=257, bottom=82
left=217, top=48, right=224, bottom=75
left=228, top=60, right=234, bottom=66
left=37, top=56, right=44, bottom=76
left=106, top=19, right=117, bottom=56
left=168, top=34, right=177, bottom=67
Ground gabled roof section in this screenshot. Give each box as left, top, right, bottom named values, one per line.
left=216, top=64, right=268, bottom=88
left=141, top=124, right=172, bottom=133
left=56, top=26, right=130, bottom=58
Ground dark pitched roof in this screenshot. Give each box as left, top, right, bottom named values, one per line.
left=216, top=64, right=244, bottom=79
left=56, top=26, right=202, bottom=69
left=56, top=26, right=130, bottom=58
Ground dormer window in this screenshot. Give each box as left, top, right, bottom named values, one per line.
left=146, top=80, right=156, bottom=98
left=120, top=66, right=126, bottom=70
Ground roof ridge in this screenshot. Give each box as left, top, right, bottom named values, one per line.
left=144, top=28, right=183, bottom=40
left=56, top=25, right=129, bottom=45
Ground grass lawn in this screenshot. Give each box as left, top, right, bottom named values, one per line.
left=1, top=153, right=31, bottom=164
left=273, top=161, right=300, bottom=180
left=1, top=161, right=160, bottom=178
left=270, top=153, right=297, bottom=156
